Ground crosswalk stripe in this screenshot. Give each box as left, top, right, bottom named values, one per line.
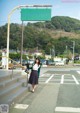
left=40, top=73, right=80, bottom=85
left=45, top=74, right=54, bottom=84
left=72, top=75, right=79, bottom=85
left=61, top=75, right=64, bottom=84
left=55, top=107, right=80, bottom=112
left=14, top=104, right=29, bottom=109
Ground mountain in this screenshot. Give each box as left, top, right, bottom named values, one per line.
left=33, top=16, right=80, bottom=32
left=51, top=16, right=80, bottom=32
left=32, top=16, right=80, bottom=39
left=0, top=16, right=80, bottom=55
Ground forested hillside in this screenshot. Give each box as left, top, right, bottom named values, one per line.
left=33, top=16, right=80, bottom=32
left=0, top=16, right=80, bottom=56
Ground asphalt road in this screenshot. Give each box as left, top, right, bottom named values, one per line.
left=40, top=66, right=80, bottom=113
left=10, top=66, right=80, bottom=113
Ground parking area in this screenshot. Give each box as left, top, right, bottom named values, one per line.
left=9, top=68, right=80, bottom=113
left=39, top=70, right=80, bottom=85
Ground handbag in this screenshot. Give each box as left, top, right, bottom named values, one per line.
left=25, top=68, right=29, bottom=74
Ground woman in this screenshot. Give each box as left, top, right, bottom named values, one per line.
left=28, top=58, right=41, bottom=92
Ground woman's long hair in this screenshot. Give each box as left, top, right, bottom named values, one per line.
left=35, top=58, right=40, bottom=65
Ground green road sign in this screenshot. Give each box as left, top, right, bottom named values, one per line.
left=21, top=8, right=51, bottom=21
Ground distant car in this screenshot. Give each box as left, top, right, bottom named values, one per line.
left=40, top=59, right=55, bottom=65
left=55, top=61, right=64, bottom=66
left=48, top=60, right=55, bottom=65
left=22, top=60, right=28, bottom=65
left=29, top=60, right=34, bottom=64
left=40, top=59, right=47, bottom=65
left=74, top=55, right=79, bottom=60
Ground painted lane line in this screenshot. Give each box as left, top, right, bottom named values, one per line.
left=55, top=107, right=80, bottom=112
left=72, top=75, right=79, bottom=85
left=77, top=71, right=80, bottom=74
left=45, top=74, right=54, bottom=84
left=14, top=104, right=29, bottom=109
left=61, top=75, right=64, bottom=84
left=40, top=73, right=50, bottom=77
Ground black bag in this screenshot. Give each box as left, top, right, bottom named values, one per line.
left=25, top=68, right=29, bottom=74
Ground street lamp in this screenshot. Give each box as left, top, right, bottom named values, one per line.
left=6, top=5, right=52, bottom=70
left=50, top=46, right=55, bottom=61
left=6, top=5, right=26, bottom=70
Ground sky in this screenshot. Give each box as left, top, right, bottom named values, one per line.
left=0, top=0, right=80, bottom=26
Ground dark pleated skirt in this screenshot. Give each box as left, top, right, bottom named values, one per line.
left=28, top=70, right=38, bottom=85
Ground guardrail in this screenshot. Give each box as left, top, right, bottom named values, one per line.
left=0, top=56, right=27, bottom=78
left=0, top=56, right=25, bottom=69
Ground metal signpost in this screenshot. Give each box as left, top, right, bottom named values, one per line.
left=6, top=5, right=52, bottom=70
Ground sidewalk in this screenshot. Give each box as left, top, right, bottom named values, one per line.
left=9, top=84, right=60, bottom=113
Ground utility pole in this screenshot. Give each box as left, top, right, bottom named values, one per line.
left=66, top=45, right=68, bottom=57
left=52, top=46, right=55, bottom=61
left=72, top=41, right=75, bottom=65
left=50, top=48, right=51, bottom=59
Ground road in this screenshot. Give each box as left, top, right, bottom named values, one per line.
left=40, top=66, right=80, bottom=85
left=10, top=66, right=80, bottom=113
left=40, top=66, right=80, bottom=113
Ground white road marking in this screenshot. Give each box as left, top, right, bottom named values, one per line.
left=45, top=74, right=54, bottom=83
left=77, top=71, right=80, bottom=74
left=72, top=75, right=79, bottom=85
left=14, top=104, right=29, bottom=109
left=61, top=75, right=64, bottom=84
left=40, top=73, right=80, bottom=85
left=40, top=74, right=45, bottom=77
left=55, top=107, right=80, bottom=112
left=40, top=73, right=50, bottom=77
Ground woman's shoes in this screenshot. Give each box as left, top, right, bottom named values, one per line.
left=31, top=89, right=34, bottom=93
left=28, top=87, right=34, bottom=93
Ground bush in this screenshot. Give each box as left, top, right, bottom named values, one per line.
left=74, top=60, right=80, bottom=64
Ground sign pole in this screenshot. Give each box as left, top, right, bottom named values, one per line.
left=6, top=5, right=52, bottom=70
left=20, top=21, right=24, bottom=64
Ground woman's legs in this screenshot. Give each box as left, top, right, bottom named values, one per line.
left=32, top=84, right=37, bottom=92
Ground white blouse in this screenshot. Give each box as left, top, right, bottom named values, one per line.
left=33, top=64, right=40, bottom=71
